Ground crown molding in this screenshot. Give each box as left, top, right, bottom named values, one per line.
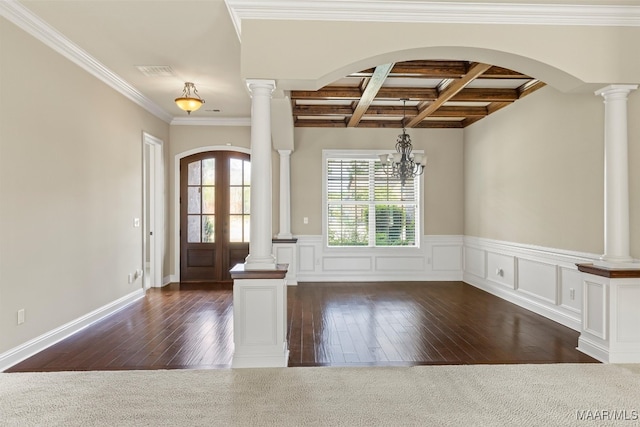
left=170, top=117, right=252, bottom=126
left=225, top=0, right=640, bottom=39
left=0, top=0, right=173, bottom=123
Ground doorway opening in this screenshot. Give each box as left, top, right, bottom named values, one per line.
left=179, top=150, right=251, bottom=283
left=142, top=132, right=165, bottom=288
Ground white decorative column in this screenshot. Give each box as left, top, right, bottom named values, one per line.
left=276, top=149, right=293, bottom=240
left=245, top=79, right=276, bottom=270
left=576, top=84, right=640, bottom=363
left=232, top=79, right=288, bottom=368
left=595, top=84, right=638, bottom=265
left=272, top=149, right=298, bottom=285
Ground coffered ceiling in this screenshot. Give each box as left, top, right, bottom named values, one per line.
left=4, top=0, right=638, bottom=127
left=291, top=60, right=545, bottom=129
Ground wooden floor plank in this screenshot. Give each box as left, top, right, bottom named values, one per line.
left=5, top=281, right=598, bottom=372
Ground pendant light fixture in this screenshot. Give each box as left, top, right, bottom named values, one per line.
left=379, top=99, right=427, bottom=185
left=175, top=82, right=205, bottom=114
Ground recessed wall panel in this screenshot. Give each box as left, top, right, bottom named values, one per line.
left=584, top=280, right=606, bottom=339
left=464, top=246, right=486, bottom=278
left=432, top=245, right=462, bottom=271
left=323, top=257, right=371, bottom=271
left=298, top=245, right=315, bottom=272
left=517, top=259, right=557, bottom=304
left=487, top=251, right=515, bottom=288
left=376, top=256, right=424, bottom=271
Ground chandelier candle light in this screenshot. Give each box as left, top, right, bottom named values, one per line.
left=379, top=99, right=427, bottom=186
left=175, top=82, right=205, bottom=114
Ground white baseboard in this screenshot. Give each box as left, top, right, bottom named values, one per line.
left=163, top=275, right=176, bottom=286
left=463, top=236, right=599, bottom=332
left=463, top=272, right=581, bottom=331
left=232, top=348, right=290, bottom=368
left=0, top=289, right=144, bottom=372
left=578, top=335, right=610, bottom=362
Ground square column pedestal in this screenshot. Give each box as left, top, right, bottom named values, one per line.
left=230, top=263, right=289, bottom=368
left=577, top=264, right=640, bottom=363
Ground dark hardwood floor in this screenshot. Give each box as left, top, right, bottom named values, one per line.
left=5, top=281, right=597, bottom=372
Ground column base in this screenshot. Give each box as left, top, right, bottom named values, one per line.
left=244, top=255, right=277, bottom=271
left=594, top=259, right=640, bottom=270
left=232, top=345, right=289, bottom=368
left=577, top=263, right=640, bottom=363
left=230, top=264, right=289, bottom=369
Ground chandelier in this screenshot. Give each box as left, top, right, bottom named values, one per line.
left=175, top=82, right=205, bottom=114
left=379, top=99, right=427, bottom=185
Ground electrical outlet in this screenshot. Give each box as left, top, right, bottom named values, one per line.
left=17, top=309, right=25, bottom=325
left=569, top=288, right=576, bottom=300
left=128, top=274, right=134, bottom=284
left=303, top=217, right=309, bottom=224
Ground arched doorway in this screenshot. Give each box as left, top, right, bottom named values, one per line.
left=179, top=150, right=251, bottom=283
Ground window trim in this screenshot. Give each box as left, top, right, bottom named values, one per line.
left=322, top=149, right=424, bottom=249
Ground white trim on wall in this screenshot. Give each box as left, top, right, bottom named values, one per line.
left=0, top=289, right=144, bottom=372
left=0, top=1, right=173, bottom=123
left=462, top=236, right=600, bottom=331
left=173, top=146, right=252, bottom=282
left=170, top=117, right=252, bottom=126
left=295, top=234, right=464, bottom=282
left=142, top=132, right=166, bottom=288
left=226, top=0, right=640, bottom=39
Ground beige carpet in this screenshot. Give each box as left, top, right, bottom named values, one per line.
left=1, top=364, right=640, bottom=426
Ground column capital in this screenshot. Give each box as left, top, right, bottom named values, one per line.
left=277, top=149, right=292, bottom=157
left=595, top=84, right=638, bottom=97
left=246, top=79, right=276, bottom=93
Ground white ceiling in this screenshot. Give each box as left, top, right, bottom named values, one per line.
left=20, top=0, right=250, bottom=122
left=8, top=0, right=640, bottom=125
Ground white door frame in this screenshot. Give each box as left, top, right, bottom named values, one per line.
left=173, top=146, right=251, bottom=282
left=143, top=132, right=165, bottom=288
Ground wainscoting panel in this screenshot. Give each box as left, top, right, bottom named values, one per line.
left=559, top=267, right=583, bottom=313
left=584, top=279, right=607, bottom=340
left=323, top=257, right=372, bottom=271
left=432, top=245, right=463, bottom=271
left=298, top=245, right=316, bottom=272
left=487, top=251, right=515, bottom=289
left=517, top=258, right=558, bottom=304
left=375, top=256, right=425, bottom=271
left=295, top=235, right=463, bottom=282
left=463, top=236, right=599, bottom=331
left=615, top=284, right=640, bottom=342
left=463, top=246, right=485, bottom=279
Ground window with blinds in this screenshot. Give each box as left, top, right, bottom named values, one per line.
left=326, top=155, right=420, bottom=247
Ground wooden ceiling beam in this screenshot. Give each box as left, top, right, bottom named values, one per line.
left=291, top=87, right=362, bottom=100
left=351, top=60, right=468, bottom=78
left=362, top=105, right=487, bottom=118
left=478, top=66, right=530, bottom=79
left=389, top=60, right=468, bottom=78
left=406, top=62, right=492, bottom=128
left=414, top=121, right=464, bottom=129
left=486, top=101, right=513, bottom=115
left=518, top=80, right=546, bottom=98
left=295, top=119, right=347, bottom=128
left=450, top=88, right=519, bottom=102
left=293, top=105, right=354, bottom=115
left=374, top=87, right=439, bottom=100
left=348, top=63, right=394, bottom=127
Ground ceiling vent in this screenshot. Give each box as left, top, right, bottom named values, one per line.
left=135, top=65, right=175, bottom=77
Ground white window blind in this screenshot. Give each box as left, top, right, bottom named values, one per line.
left=326, top=156, right=419, bottom=247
